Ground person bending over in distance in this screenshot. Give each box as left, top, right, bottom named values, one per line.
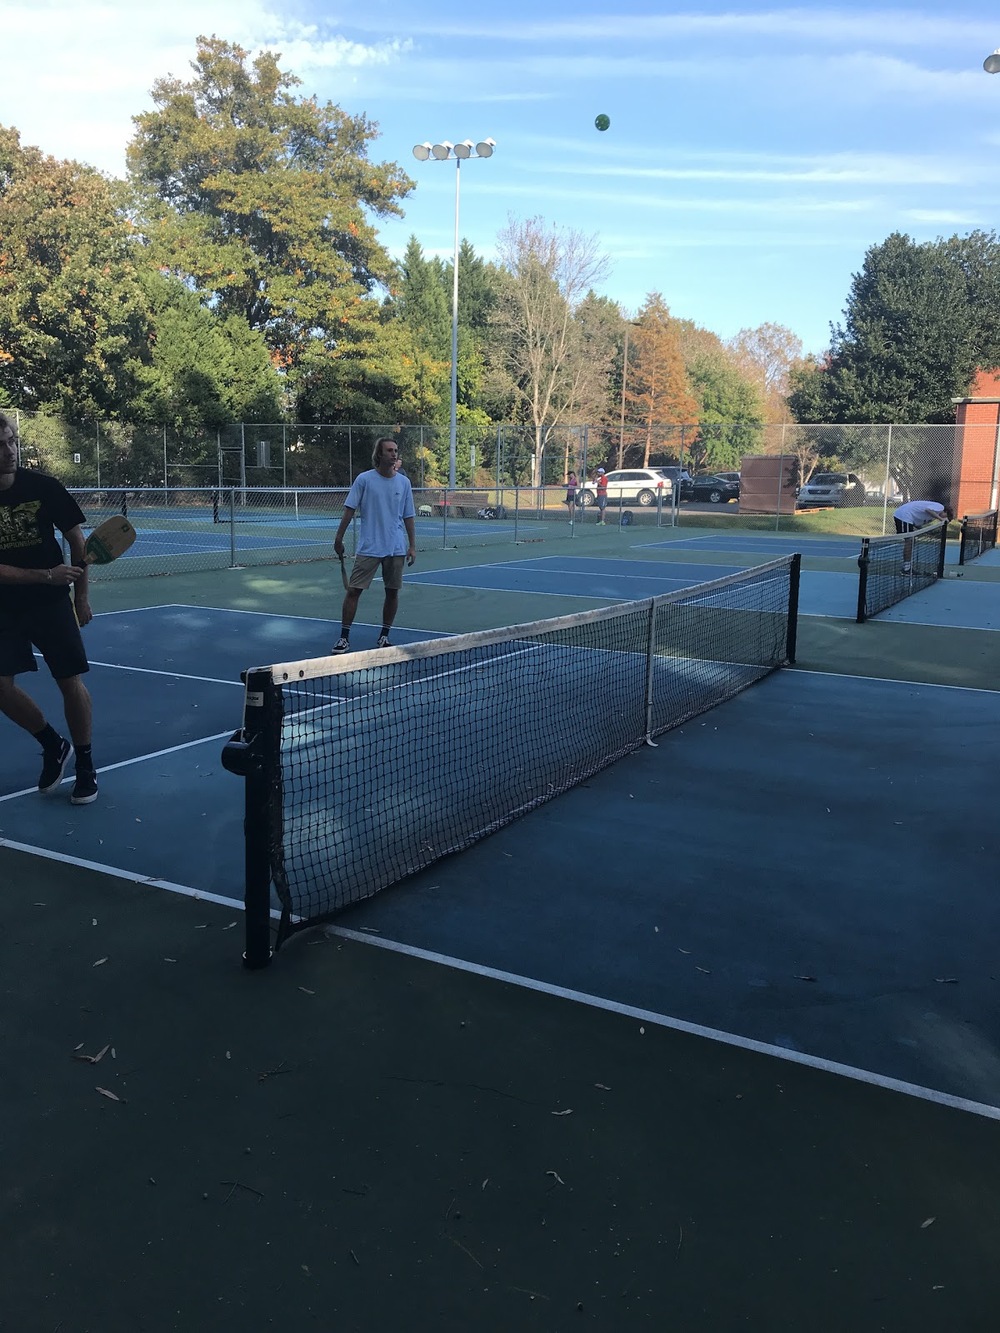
left=332, top=438, right=416, bottom=652
left=892, top=498, right=953, bottom=573
left=0, top=413, right=99, bottom=803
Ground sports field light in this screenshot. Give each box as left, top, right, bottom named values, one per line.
left=411, top=136, right=497, bottom=489
left=985, top=49, right=1000, bottom=73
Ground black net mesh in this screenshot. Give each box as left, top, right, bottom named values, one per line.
left=241, top=556, right=799, bottom=944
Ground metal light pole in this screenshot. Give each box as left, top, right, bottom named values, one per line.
left=412, top=138, right=495, bottom=490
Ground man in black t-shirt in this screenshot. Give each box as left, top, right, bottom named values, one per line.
left=0, top=414, right=98, bottom=804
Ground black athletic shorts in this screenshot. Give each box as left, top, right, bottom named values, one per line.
left=0, top=595, right=89, bottom=680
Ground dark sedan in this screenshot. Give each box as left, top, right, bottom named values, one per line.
left=687, top=473, right=740, bottom=503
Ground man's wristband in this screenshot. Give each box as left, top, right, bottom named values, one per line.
left=44, top=568, right=52, bottom=584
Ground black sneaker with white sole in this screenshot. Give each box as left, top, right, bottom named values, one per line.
left=70, top=768, right=99, bottom=806
left=375, top=633, right=391, bottom=648
left=38, top=737, right=73, bottom=793
left=332, top=636, right=351, bottom=654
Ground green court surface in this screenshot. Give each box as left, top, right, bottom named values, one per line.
left=3, top=523, right=1000, bottom=1332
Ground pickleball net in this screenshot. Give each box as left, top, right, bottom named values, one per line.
left=856, top=520, right=949, bottom=623
left=225, top=554, right=800, bottom=966
left=959, top=510, right=998, bottom=566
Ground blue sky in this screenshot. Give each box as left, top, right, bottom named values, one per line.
left=7, top=1, right=1000, bottom=354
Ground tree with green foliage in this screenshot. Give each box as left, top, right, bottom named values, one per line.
left=131, top=270, right=283, bottom=428
left=125, top=36, right=413, bottom=400
left=789, top=232, right=978, bottom=426
left=0, top=125, right=150, bottom=417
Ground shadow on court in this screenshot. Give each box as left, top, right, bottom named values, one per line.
left=4, top=845, right=999, bottom=1333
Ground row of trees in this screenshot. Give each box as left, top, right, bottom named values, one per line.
left=0, top=36, right=802, bottom=485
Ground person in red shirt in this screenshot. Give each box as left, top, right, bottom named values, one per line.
left=595, top=468, right=609, bottom=525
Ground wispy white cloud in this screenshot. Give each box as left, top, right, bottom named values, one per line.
left=538, top=154, right=971, bottom=187
left=347, top=9, right=995, bottom=52
left=903, top=209, right=983, bottom=225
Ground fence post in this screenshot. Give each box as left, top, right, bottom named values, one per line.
left=881, top=424, right=894, bottom=536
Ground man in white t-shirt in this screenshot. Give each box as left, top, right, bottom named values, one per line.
left=892, top=498, right=953, bottom=573
left=332, top=438, right=416, bottom=651
left=892, top=498, right=953, bottom=533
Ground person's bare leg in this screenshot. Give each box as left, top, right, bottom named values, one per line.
left=56, top=674, right=92, bottom=747
left=0, top=676, right=47, bottom=735
left=380, top=588, right=400, bottom=633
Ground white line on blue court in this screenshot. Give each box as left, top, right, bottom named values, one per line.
left=0, top=730, right=234, bottom=804
left=323, top=926, right=1000, bottom=1123
left=5, top=824, right=997, bottom=1123
left=792, top=667, right=1000, bottom=694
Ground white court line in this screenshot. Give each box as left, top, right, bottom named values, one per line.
left=87, top=659, right=242, bottom=687
left=3, top=828, right=996, bottom=1123
left=0, top=730, right=233, bottom=804
left=174, top=603, right=450, bottom=641
left=0, top=836, right=246, bottom=912
left=791, top=666, right=1000, bottom=695
left=324, top=926, right=1000, bottom=1123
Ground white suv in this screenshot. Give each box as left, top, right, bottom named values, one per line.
left=577, top=468, right=675, bottom=508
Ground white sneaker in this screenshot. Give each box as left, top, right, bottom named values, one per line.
left=332, top=636, right=350, bottom=653
left=375, top=633, right=391, bottom=648
left=902, top=562, right=912, bottom=574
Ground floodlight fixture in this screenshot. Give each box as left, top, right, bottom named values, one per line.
left=475, top=138, right=496, bottom=158
left=985, top=49, right=1000, bottom=73
left=412, top=142, right=432, bottom=161
left=431, top=141, right=453, bottom=159
left=454, top=140, right=475, bottom=159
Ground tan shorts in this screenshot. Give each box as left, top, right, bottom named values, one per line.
left=348, top=554, right=406, bottom=591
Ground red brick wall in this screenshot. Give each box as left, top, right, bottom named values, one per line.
left=953, top=369, right=1000, bottom=516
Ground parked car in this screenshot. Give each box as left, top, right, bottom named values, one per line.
left=687, top=473, right=740, bottom=504
left=655, top=466, right=694, bottom=499
left=795, top=472, right=867, bottom=508
left=577, top=468, right=677, bottom=507
left=712, top=471, right=741, bottom=487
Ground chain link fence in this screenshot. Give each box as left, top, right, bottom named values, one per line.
left=17, top=411, right=997, bottom=578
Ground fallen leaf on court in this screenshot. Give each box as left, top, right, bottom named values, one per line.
left=639, top=1026, right=645, bottom=1034
left=921, top=1217, right=936, bottom=1229
left=164, top=958, right=177, bottom=963
left=96, top=1087, right=122, bottom=1102
left=74, top=1044, right=111, bottom=1065
left=298, top=987, right=316, bottom=995
left=93, top=957, right=108, bottom=967
left=696, top=966, right=711, bottom=974
left=194, top=924, right=209, bottom=930
left=223, top=922, right=238, bottom=931
left=594, top=1083, right=611, bottom=1090
left=934, top=977, right=958, bottom=984
left=551, top=1109, right=573, bottom=1116
left=654, top=926, right=659, bottom=933
left=794, top=975, right=817, bottom=982
left=92, top=918, right=97, bottom=926
left=481, top=1179, right=489, bottom=1190
left=545, top=1171, right=565, bottom=1185
left=360, top=926, right=381, bottom=934
left=677, top=948, right=691, bottom=955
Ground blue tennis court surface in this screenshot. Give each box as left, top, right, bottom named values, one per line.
left=656, top=533, right=863, bottom=559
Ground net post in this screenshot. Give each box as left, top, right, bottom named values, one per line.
left=228, top=488, right=237, bottom=568
left=936, top=519, right=948, bottom=579
left=221, top=668, right=277, bottom=970
left=856, top=538, right=871, bottom=623
left=785, top=553, right=801, bottom=664
left=643, top=598, right=658, bottom=745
